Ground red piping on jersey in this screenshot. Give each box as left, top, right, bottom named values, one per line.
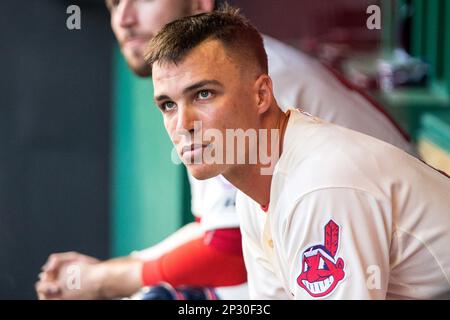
left=420, top=159, right=450, bottom=179
left=260, top=204, right=269, bottom=212
left=322, top=63, right=411, bottom=142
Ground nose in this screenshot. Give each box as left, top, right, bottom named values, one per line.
left=117, top=0, right=137, bottom=28
left=175, top=105, right=197, bottom=138
left=306, top=268, right=320, bottom=282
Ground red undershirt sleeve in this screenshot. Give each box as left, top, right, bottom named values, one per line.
left=141, top=228, right=247, bottom=288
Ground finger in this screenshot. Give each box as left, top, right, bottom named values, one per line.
left=38, top=271, right=57, bottom=282
left=35, top=280, right=62, bottom=298
left=37, top=291, right=62, bottom=300
left=36, top=286, right=53, bottom=300
left=42, top=251, right=82, bottom=272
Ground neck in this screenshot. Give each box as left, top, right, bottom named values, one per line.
left=223, top=104, right=289, bottom=206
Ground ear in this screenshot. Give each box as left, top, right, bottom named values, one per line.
left=190, top=0, right=215, bottom=15
left=254, top=74, right=274, bottom=115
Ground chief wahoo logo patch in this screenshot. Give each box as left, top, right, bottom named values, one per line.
left=297, top=219, right=345, bottom=298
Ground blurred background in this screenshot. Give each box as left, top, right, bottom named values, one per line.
left=0, top=0, right=448, bottom=299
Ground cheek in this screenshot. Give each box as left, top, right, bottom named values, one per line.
left=139, top=5, right=176, bottom=34
left=137, top=5, right=160, bottom=32
left=228, top=103, right=253, bottom=130
left=110, top=17, right=121, bottom=39
left=202, top=109, right=228, bottom=133
left=164, top=117, right=176, bottom=139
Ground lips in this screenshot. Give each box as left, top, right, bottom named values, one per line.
left=301, top=275, right=334, bottom=295
left=182, top=144, right=206, bottom=154
left=123, top=36, right=150, bottom=48
left=181, top=144, right=209, bottom=162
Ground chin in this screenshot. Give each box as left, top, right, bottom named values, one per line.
left=187, top=164, right=222, bottom=180
left=129, top=61, right=152, bottom=77
left=123, top=53, right=151, bottom=77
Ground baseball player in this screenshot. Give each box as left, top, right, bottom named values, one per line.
left=36, top=0, right=414, bottom=300
left=146, top=7, right=450, bottom=299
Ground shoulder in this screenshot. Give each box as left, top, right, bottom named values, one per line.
left=274, top=111, right=407, bottom=203
left=263, top=34, right=324, bottom=76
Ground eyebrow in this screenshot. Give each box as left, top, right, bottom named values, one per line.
left=155, top=80, right=223, bottom=102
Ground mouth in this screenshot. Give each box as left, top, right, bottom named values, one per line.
left=301, top=275, right=334, bottom=295
left=181, top=144, right=209, bottom=162
left=123, top=36, right=150, bottom=49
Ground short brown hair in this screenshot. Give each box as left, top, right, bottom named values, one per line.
left=144, top=4, right=268, bottom=75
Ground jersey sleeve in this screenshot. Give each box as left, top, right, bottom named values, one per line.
left=280, top=188, right=392, bottom=299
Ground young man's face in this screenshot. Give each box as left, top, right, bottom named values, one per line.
left=152, top=40, right=261, bottom=180
left=107, top=0, right=193, bottom=76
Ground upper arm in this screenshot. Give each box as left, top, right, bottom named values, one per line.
left=132, top=222, right=203, bottom=260
left=281, top=188, right=392, bottom=299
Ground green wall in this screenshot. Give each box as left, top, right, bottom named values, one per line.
left=111, top=46, right=191, bottom=257
left=377, top=0, right=450, bottom=139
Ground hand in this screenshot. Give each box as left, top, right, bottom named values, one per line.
left=36, top=252, right=143, bottom=300
left=36, top=252, right=100, bottom=300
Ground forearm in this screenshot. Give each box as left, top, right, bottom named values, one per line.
left=94, top=256, right=143, bottom=299
left=92, top=222, right=204, bottom=299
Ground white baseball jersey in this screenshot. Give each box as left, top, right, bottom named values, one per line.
left=236, top=109, right=450, bottom=300
left=190, top=35, right=414, bottom=232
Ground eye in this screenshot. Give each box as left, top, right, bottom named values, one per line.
left=304, top=261, right=309, bottom=272
left=318, top=257, right=328, bottom=270
left=160, top=101, right=177, bottom=112
left=196, top=90, right=213, bottom=100
left=107, top=0, right=120, bottom=10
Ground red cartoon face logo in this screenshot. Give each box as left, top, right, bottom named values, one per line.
left=297, top=220, right=345, bottom=298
